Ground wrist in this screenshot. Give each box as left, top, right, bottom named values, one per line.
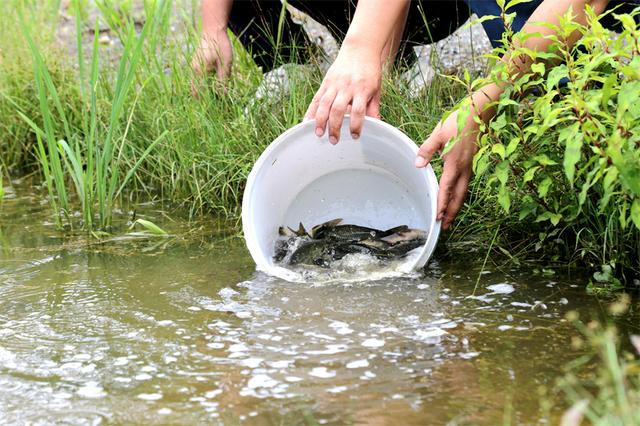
left=341, top=34, right=382, bottom=58
left=202, top=26, right=228, bottom=40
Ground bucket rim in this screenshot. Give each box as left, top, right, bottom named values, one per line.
left=242, top=116, right=441, bottom=281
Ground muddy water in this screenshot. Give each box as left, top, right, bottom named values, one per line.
left=0, top=183, right=637, bottom=425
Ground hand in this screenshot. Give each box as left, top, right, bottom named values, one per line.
left=305, top=43, right=382, bottom=144
left=191, top=29, right=233, bottom=82
left=415, top=110, right=479, bottom=230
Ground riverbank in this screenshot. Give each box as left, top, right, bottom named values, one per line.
left=1, top=1, right=639, bottom=285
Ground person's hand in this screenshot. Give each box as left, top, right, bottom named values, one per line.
left=415, top=109, right=479, bottom=230
left=304, top=43, right=382, bottom=144
left=191, top=29, right=233, bottom=82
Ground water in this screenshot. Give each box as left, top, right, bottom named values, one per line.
left=1, top=182, right=637, bottom=425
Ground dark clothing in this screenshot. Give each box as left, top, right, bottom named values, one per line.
left=228, top=0, right=640, bottom=71
left=228, top=0, right=471, bottom=70
left=467, top=0, right=640, bottom=47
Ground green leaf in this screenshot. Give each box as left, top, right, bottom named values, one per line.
left=617, top=81, right=640, bottom=121
left=498, top=185, right=511, bottom=213
left=473, top=146, right=490, bottom=176
left=536, top=211, right=562, bottom=226
left=523, top=166, right=540, bottom=183
left=129, top=219, right=169, bottom=236
left=593, top=264, right=613, bottom=283
left=494, top=161, right=510, bottom=185
left=631, top=199, right=640, bottom=230
left=538, top=177, right=553, bottom=198
left=546, top=65, right=568, bottom=91
left=490, top=113, right=507, bottom=132
left=533, top=154, right=557, bottom=166
left=519, top=202, right=537, bottom=220
left=531, top=62, right=545, bottom=76
left=615, top=13, right=637, bottom=32
left=506, top=0, right=534, bottom=10
left=600, top=71, right=618, bottom=110
left=506, top=137, right=519, bottom=157
left=563, top=131, right=583, bottom=184
left=492, top=143, right=506, bottom=160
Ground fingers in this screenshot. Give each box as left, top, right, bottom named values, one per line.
left=313, top=88, right=338, bottom=139
left=328, top=93, right=351, bottom=144
left=415, top=131, right=443, bottom=168
left=441, top=173, right=470, bottom=229
left=304, top=86, right=325, bottom=121
left=348, top=96, right=367, bottom=139
left=436, top=165, right=457, bottom=223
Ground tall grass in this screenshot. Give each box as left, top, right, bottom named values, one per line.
left=557, top=312, right=640, bottom=425
left=16, top=0, right=169, bottom=230
left=1, top=0, right=637, bottom=282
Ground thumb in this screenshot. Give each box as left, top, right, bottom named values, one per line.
left=415, top=129, right=444, bottom=168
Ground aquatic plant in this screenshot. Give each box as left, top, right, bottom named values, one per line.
left=16, top=0, right=168, bottom=230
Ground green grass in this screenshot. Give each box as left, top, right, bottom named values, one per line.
left=0, top=0, right=638, bottom=284
left=1, top=3, right=640, bottom=422
left=0, top=0, right=459, bottom=229
left=555, top=311, right=640, bottom=425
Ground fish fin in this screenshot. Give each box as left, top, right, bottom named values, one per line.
left=279, top=226, right=296, bottom=237
left=297, top=222, right=308, bottom=237
left=382, top=225, right=409, bottom=237
left=310, top=218, right=343, bottom=238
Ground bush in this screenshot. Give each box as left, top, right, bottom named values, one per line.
left=455, top=4, right=640, bottom=280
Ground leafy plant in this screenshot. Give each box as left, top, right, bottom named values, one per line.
left=453, top=4, right=640, bottom=279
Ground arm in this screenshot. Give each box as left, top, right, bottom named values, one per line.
left=416, top=0, right=611, bottom=230
left=305, top=0, right=410, bottom=143
left=191, top=0, right=234, bottom=80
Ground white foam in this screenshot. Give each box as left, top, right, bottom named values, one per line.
left=309, top=367, right=336, bottom=378
left=241, top=358, right=263, bottom=368
left=77, top=382, right=106, bottom=398
left=138, top=393, right=163, bottom=401
left=346, top=359, right=369, bottom=369
left=327, top=386, right=348, bottom=393
left=487, top=283, right=515, bottom=294
left=205, top=389, right=223, bottom=399
left=247, top=374, right=278, bottom=389
left=361, top=338, right=385, bottom=348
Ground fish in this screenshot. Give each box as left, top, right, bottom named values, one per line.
left=314, top=223, right=409, bottom=241
left=289, top=239, right=376, bottom=268
left=380, top=228, right=427, bottom=245
left=309, top=218, right=343, bottom=238
left=278, top=218, right=427, bottom=268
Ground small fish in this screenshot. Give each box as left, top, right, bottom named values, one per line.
left=289, top=239, right=377, bottom=268
left=380, top=229, right=427, bottom=245
left=310, top=218, right=343, bottom=238
left=278, top=226, right=298, bottom=238
left=315, top=224, right=409, bottom=241
left=276, top=218, right=427, bottom=267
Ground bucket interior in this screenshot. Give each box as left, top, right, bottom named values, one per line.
left=244, top=119, right=436, bottom=271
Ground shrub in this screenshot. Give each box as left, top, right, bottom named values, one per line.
left=455, top=4, right=640, bottom=280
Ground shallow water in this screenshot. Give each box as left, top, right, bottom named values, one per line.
left=1, top=183, right=637, bottom=425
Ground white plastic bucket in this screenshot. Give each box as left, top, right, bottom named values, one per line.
left=242, top=116, right=440, bottom=282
